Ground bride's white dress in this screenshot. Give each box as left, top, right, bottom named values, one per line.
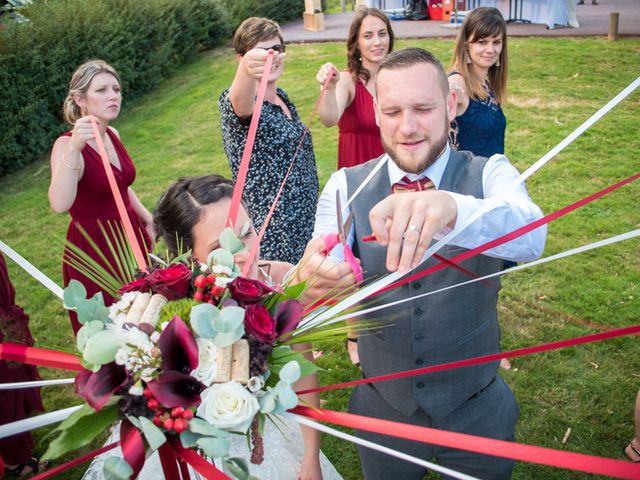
left=83, top=417, right=342, bottom=479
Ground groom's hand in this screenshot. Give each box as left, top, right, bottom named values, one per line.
left=294, top=237, right=358, bottom=305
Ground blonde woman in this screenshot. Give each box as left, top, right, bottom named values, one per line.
left=48, top=60, right=153, bottom=334
left=448, top=7, right=508, bottom=159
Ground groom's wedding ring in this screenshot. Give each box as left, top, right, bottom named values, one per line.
left=407, top=224, right=421, bottom=234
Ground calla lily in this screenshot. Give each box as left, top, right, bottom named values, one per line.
left=147, top=371, right=205, bottom=408
left=158, top=316, right=199, bottom=374
left=75, top=362, right=128, bottom=411
left=147, top=316, right=205, bottom=408
left=274, top=300, right=303, bottom=339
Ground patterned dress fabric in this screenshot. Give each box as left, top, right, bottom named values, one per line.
left=337, top=80, right=384, bottom=169
left=219, top=88, right=318, bottom=264
left=0, top=254, right=44, bottom=465
left=61, top=128, right=151, bottom=334
left=449, top=80, right=506, bottom=158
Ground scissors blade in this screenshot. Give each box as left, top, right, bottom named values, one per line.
left=336, top=190, right=345, bottom=241
left=342, top=212, right=354, bottom=244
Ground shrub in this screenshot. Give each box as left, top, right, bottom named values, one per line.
left=0, top=0, right=230, bottom=176
left=221, top=0, right=327, bottom=31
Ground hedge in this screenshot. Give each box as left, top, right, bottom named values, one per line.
left=0, top=0, right=230, bottom=176
left=222, top=0, right=328, bottom=31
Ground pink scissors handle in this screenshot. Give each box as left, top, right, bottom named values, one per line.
left=343, top=244, right=363, bottom=283
left=321, top=232, right=340, bottom=253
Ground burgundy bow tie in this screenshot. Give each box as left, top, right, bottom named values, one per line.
left=391, top=175, right=435, bottom=194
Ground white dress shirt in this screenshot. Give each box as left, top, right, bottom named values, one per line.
left=313, top=145, right=547, bottom=262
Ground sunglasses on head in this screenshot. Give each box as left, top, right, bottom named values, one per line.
left=257, top=44, right=286, bottom=54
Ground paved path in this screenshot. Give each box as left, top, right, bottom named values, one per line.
left=282, top=0, right=639, bottom=43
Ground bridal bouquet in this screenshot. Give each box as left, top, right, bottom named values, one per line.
left=46, top=227, right=323, bottom=479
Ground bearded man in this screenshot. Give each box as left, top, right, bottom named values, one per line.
left=308, top=47, right=546, bottom=479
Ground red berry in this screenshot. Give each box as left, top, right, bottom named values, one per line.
left=163, top=418, right=174, bottom=430
left=171, top=406, right=185, bottom=418
left=193, top=291, right=204, bottom=301
left=153, top=416, right=163, bottom=427
left=194, top=275, right=207, bottom=289
left=206, top=274, right=216, bottom=285
left=143, top=388, right=152, bottom=398
left=147, top=398, right=159, bottom=410
left=210, top=286, right=223, bottom=297
left=182, top=409, right=194, bottom=420
left=173, top=418, right=188, bottom=433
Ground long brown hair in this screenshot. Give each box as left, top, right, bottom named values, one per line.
left=347, top=7, right=394, bottom=84
left=449, top=7, right=508, bottom=104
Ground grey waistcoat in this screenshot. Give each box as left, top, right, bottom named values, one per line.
left=346, top=150, right=503, bottom=419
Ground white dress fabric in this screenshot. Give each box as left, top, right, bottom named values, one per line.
left=84, top=416, right=342, bottom=479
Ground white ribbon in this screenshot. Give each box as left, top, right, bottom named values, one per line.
left=0, top=405, right=82, bottom=439
left=329, top=229, right=640, bottom=323
left=0, top=240, right=64, bottom=300
left=286, top=413, right=480, bottom=480
left=0, top=378, right=75, bottom=390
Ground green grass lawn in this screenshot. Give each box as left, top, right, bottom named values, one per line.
left=1, top=37, right=639, bottom=479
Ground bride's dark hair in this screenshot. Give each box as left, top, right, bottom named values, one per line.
left=154, top=174, right=235, bottom=257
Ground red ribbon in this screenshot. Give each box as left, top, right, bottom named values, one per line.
left=168, top=435, right=230, bottom=479
left=121, top=419, right=145, bottom=478
left=89, top=117, right=148, bottom=272
left=297, top=324, right=640, bottom=395
left=31, top=443, right=118, bottom=479
left=0, top=343, right=82, bottom=371
left=292, top=406, right=640, bottom=480
left=376, top=171, right=640, bottom=297
left=158, top=442, right=182, bottom=479
left=227, top=52, right=275, bottom=229
left=241, top=70, right=336, bottom=276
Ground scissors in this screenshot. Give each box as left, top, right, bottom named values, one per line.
left=321, top=191, right=364, bottom=283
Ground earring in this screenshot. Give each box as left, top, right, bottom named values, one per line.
left=464, top=50, right=472, bottom=64
left=81, top=107, right=88, bottom=116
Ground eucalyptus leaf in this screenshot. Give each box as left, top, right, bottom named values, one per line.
left=215, top=306, right=245, bottom=332
left=258, top=392, right=276, bottom=414
left=63, top=280, right=87, bottom=309
left=208, top=248, right=235, bottom=270
left=76, top=294, right=109, bottom=325
left=190, top=303, right=220, bottom=338
left=211, top=325, right=244, bottom=348
left=188, top=418, right=229, bottom=438
left=275, top=384, right=299, bottom=410
left=43, top=404, right=119, bottom=460
left=103, top=457, right=134, bottom=480
left=219, top=227, right=245, bottom=254
left=83, top=330, right=120, bottom=365
left=197, top=436, right=231, bottom=459
left=180, top=428, right=203, bottom=448
left=138, top=416, right=166, bottom=450
left=224, top=457, right=251, bottom=480
left=126, top=415, right=142, bottom=429
left=278, top=360, right=301, bottom=385
left=77, top=321, right=105, bottom=352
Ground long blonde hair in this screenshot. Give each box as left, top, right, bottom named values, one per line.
left=449, top=7, right=508, bottom=104
left=63, top=59, right=121, bottom=125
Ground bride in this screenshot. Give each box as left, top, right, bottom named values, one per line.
left=84, top=174, right=352, bottom=480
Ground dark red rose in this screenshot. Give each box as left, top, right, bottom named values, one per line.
left=147, top=263, right=192, bottom=300
left=244, top=303, right=277, bottom=344
left=228, top=277, right=273, bottom=304
left=119, top=277, right=150, bottom=295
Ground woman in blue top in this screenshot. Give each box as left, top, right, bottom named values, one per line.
left=448, top=7, right=507, bottom=159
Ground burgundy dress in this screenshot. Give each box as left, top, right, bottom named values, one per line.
left=0, top=254, right=44, bottom=466
left=61, top=128, right=150, bottom=334
left=337, top=80, right=384, bottom=169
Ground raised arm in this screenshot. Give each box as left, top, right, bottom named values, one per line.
left=228, top=48, right=285, bottom=119
left=448, top=73, right=470, bottom=118
left=316, top=64, right=354, bottom=128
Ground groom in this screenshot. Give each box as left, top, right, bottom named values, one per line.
left=306, top=48, right=546, bottom=479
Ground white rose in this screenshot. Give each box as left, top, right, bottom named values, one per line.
left=197, top=381, right=259, bottom=433
left=193, top=338, right=219, bottom=387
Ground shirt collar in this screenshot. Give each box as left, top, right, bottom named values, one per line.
left=386, top=144, right=451, bottom=189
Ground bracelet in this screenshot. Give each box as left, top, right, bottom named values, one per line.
left=61, top=154, right=81, bottom=171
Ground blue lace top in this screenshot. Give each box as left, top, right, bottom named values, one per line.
left=449, top=76, right=506, bottom=158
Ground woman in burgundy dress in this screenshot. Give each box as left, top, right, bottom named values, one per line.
left=48, top=60, right=153, bottom=334
left=0, top=253, right=44, bottom=476
left=315, top=7, right=394, bottom=169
